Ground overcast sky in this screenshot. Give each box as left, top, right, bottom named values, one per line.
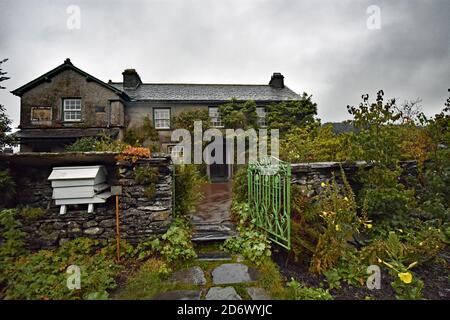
left=1, top=0, right=449, bottom=128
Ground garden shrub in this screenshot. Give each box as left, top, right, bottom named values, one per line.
left=222, top=228, right=271, bottom=265
left=0, top=209, right=27, bottom=284
left=280, top=124, right=359, bottom=162
left=286, top=278, right=333, bottom=300
left=66, top=134, right=128, bottom=153
left=323, top=249, right=367, bottom=289
left=358, top=166, right=416, bottom=227
left=174, top=164, right=205, bottom=216
left=151, top=218, right=197, bottom=263
left=222, top=203, right=271, bottom=265
left=310, top=170, right=370, bottom=274
left=123, top=116, right=160, bottom=151
left=2, top=238, right=122, bottom=300
left=266, top=94, right=318, bottom=135
left=65, top=137, right=98, bottom=152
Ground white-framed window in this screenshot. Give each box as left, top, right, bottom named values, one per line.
left=256, top=107, right=267, bottom=127
left=209, top=107, right=223, bottom=128
left=63, top=99, right=82, bottom=122
left=168, top=145, right=185, bottom=163
left=154, top=108, right=171, bottom=129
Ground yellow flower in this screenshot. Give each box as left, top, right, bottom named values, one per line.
left=377, top=258, right=382, bottom=263
left=398, top=272, right=413, bottom=284
left=365, top=223, right=373, bottom=229
left=321, top=182, right=326, bottom=187
left=419, top=242, right=424, bottom=246
left=343, top=196, right=349, bottom=202
left=335, top=224, right=341, bottom=231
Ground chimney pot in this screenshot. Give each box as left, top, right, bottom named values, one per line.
left=269, top=72, right=284, bottom=88
left=122, top=69, right=142, bottom=89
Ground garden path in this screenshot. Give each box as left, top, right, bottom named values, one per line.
left=191, top=182, right=237, bottom=241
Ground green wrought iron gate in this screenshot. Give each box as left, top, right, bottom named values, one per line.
left=247, top=157, right=291, bottom=250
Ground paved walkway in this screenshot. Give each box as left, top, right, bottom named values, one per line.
left=152, top=263, right=271, bottom=300
left=192, top=182, right=237, bottom=241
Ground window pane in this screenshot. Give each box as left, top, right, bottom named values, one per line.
left=154, top=109, right=170, bottom=128
left=64, top=99, right=82, bottom=121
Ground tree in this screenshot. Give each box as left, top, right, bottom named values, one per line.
left=266, top=93, right=318, bottom=134
left=0, top=58, right=17, bottom=150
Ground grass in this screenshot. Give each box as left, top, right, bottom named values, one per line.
left=113, top=258, right=176, bottom=300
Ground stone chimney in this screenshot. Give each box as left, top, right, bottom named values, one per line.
left=122, top=69, right=142, bottom=89
left=269, top=72, right=284, bottom=89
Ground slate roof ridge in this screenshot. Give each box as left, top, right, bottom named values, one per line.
left=109, top=81, right=283, bottom=87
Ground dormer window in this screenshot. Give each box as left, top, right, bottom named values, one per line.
left=63, top=98, right=82, bottom=122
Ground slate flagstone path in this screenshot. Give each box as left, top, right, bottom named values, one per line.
left=152, top=263, right=270, bottom=300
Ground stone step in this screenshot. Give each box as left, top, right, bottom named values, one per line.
left=192, top=222, right=237, bottom=243
left=196, top=252, right=232, bottom=262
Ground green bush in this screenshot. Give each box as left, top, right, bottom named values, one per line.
left=0, top=209, right=27, bottom=283
left=323, top=250, right=367, bottom=289
left=2, top=238, right=122, bottom=300
left=286, top=278, right=333, bottom=300
left=310, top=170, right=370, bottom=274
left=174, top=164, right=205, bottom=216
left=222, top=228, right=271, bottom=265
left=152, top=218, right=197, bottom=262
left=66, top=134, right=128, bottom=152
left=222, top=203, right=271, bottom=265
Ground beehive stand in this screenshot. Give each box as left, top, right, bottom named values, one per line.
left=48, top=165, right=111, bottom=214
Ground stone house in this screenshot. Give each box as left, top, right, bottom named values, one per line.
left=12, top=58, right=302, bottom=181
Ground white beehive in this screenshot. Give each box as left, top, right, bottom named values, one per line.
left=48, top=165, right=111, bottom=214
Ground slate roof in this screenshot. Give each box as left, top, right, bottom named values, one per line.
left=11, top=59, right=128, bottom=100
left=109, top=82, right=301, bottom=102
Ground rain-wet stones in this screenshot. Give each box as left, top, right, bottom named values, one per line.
left=205, top=287, right=242, bottom=300
left=246, top=287, right=271, bottom=300
left=211, top=263, right=260, bottom=285
left=152, top=290, right=202, bottom=300
left=170, top=266, right=206, bottom=285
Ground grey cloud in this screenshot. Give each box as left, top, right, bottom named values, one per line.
left=0, top=0, right=448, bottom=128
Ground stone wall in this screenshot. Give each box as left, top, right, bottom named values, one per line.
left=1, top=153, right=173, bottom=249
left=290, top=160, right=418, bottom=197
